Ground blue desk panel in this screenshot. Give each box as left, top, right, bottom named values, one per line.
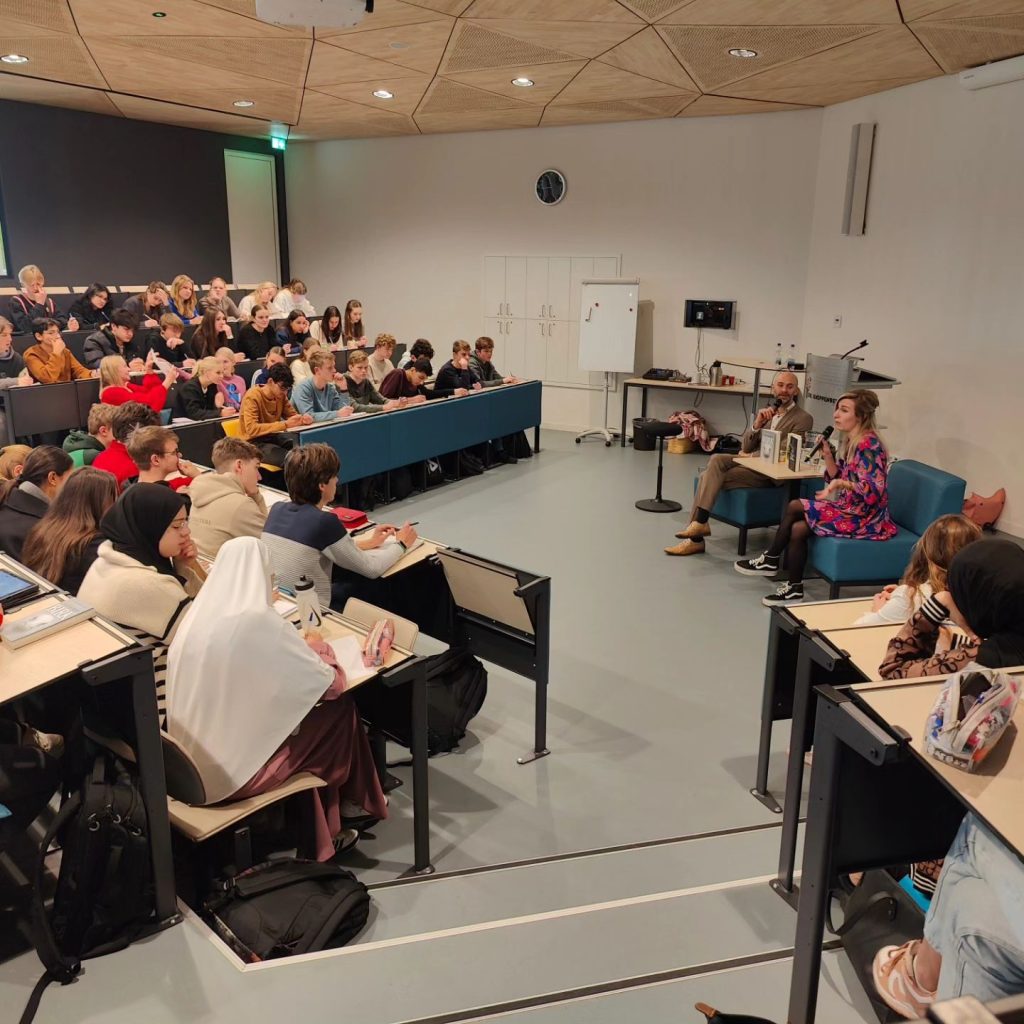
left=486, top=381, right=542, bottom=437
left=297, top=414, right=391, bottom=484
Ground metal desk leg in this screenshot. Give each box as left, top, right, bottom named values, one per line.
left=533, top=424, right=541, bottom=454
left=620, top=382, right=632, bottom=448
left=750, top=367, right=763, bottom=429
left=406, top=660, right=434, bottom=876
left=751, top=613, right=785, bottom=813
left=518, top=583, right=551, bottom=765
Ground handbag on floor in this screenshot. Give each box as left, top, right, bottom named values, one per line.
left=203, top=859, right=370, bottom=962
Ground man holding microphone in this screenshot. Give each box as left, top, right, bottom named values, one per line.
left=665, top=371, right=812, bottom=557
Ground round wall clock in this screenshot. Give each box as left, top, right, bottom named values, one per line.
left=535, top=169, right=566, bottom=206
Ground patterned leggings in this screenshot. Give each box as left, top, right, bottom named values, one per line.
left=766, top=499, right=811, bottom=585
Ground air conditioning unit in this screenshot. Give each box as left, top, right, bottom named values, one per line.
left=958, top=53, right=1024, bottom=91
left=254, top=0, right=372, bottom=28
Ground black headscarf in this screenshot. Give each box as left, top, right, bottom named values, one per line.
left=948, top=539, right=1024, bottom=669
left=101, top=483, right=188, bottom=578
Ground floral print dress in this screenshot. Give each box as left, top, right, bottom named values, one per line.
left=801, top=432, right=897, bottom=540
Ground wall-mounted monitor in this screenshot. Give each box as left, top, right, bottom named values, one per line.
left=684, top=300, right=734, bottom=330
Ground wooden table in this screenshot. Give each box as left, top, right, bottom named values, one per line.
left=737, top=454, right=823, bottom=501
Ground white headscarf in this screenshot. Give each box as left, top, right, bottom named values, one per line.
left=166, top=536, right=335, bottom=804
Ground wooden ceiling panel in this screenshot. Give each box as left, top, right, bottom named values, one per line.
left=418, top=75, right=531, bottom=112
left=294, top=88, right=419, bottom=137
left=0, top=35, right=108, bottom=87
left=0, top=0, right=77, bottom=35
left=617, top=0, right=692, bottom=22
left=405, top=0, right=475, bottom=13
left=108, top=91, right=275, bottom=136
left=898, top=1, right=960, bottom=18
left=315, top=0, right=448, bottom=37
left=313, top=73, right=431, bottom=115
left=912, top=1, right=1024, bottom=19
left=306, top=40, right=426, bottom=87
left=659, top=0, right=902, bottom=25
left=911, top=14, right=1024, bottom=72
left=68, top=0, right=309, bottom=38
left=413, top=106, right=541, bottom=132
left=725, top=75, right=929, bottom=106
left=323, top=18, right=454, bottom=74
left=658, top=23, right=881, bottom=92
left=542, top=93, right=691, bottom=125
left=598, top=26, right=698, bottom=91
left=444, top=60, right=587, bottom=105
left=550, top=60, right=696, bottom=105
left=462, top=0, right=642, bottom=23
left=459, top=19, right=638, bottom=57
left=86, top=37, right=302, bottom=121
left=678, top=94, right=813, bottom=116
left=0, top=74, right=121, bottom=115
left=439, top=22, right=579, bottom=73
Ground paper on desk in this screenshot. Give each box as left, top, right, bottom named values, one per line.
left=328, top=635, right=376, bottom=687
left=273, top=597, right=297, bottom=616
left=261, top=488, right=290, bottom=508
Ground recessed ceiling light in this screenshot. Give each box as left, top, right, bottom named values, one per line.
left=511, top=77, right=534, bottom=88
left=1, top=53, right=29, bottom=64
left=152, top=10, right=167, bottom=16
left=233, top=99, right=255, bottom=108
left=728, top=48, right=759, bottom=58
left=388, top=41, right=408, bottom=49
left=372, top=89, right=394, bottom=99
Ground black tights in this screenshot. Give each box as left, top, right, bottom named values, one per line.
left=766, top=499, right=810, bottom=585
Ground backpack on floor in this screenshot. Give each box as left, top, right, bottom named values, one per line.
left=506, top=431, right=533, bottom=459
left=424, top=458, right=444, bottom=488
left=203, top=860, right=370, bottom=962
left=356, top=647, right=488, bottom=755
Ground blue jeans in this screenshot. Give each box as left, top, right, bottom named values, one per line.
left=924, top=814, right=1024, bottom=1002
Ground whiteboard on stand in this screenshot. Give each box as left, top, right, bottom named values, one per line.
left=578, top=279, right=639, bottom=373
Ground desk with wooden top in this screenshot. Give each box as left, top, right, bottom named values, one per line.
left=787, top=671, right=1024, bottom=1024
left=734, top=453, right=823, bottom=501
left=0, top=557, right=180, bottom=927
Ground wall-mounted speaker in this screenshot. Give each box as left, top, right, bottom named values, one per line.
left=842, top=122, right=876, bottom=237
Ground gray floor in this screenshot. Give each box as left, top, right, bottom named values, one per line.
left=0, top=431, right=875, bottom=1024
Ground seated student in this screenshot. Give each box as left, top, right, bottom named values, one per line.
left=8, top=265, right=78, bottom=334
left=289, top=336, right=320, bottom=386
left=344, top=349, right=404, bottom=412
left=379, top=358, right=432, bottom=402
left=239, top=362, right=312, bottom=466
left=215, top=346, right=247, bottom=410
left=855, top=514, right=982, bottom=626
left=235, top=304, right=276, bottom=360
left=310, top=305, right=343, bottom=349
left=166, top=537, right=387, bottom=858
left=276, top=310, right=311, bottom=356
left=237, top=281, right=278, bottom=321
left=99, top=355, right=174, bottom=412
left=121, top=281, right=169, bottom=328
left=150, top=312, right=192, bottom=369
left=0, top=446, right=74, bottom=559
left=24, top=319, right=94, bottom=383
left=367, top=334, right=396, bottom=388
left=21, top=467, right=118, bottom=594
left=199, top=277, right=240, bottom=320
left=735, top=390, right=895, bottom=606
left=271, top=278, right=316, bottom=319
left=0, top=315, right=35, bottom=440
left=470, top=335, right=519, bottom=387
left=292, top=349, right=356, bottom=422
left=175, top=357, right=233, bottom=421
left=189, top=308, right=233, bottom=361
left=342, top=299, right=365, bottom=348
left=78, top=484, right=206, bottom=725
left=83, top=309, right=146, bottom=370
left=126, top=425, right=199, bottom=492
left=67, top=283, right=113, bottom=330
left=403, top=338, right=433, bottom=373
left=434, top=340, right=481, bottom=397
left=167, top=274, right=202, bottom=326
left=871, top=540, right=1024, bottom=1019
left=188, top=437, right=268, bottom=559
left=64, top=403, right=116, bottom=466
left=0, top=443, right=33, bottom=481
left=92, top=401, right=160, bottom=489
left=261, top=442, right=416, bottom=609
left=252, top=346, right=286, bottom=387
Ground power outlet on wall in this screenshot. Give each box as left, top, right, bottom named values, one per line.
left=832, top=315, right=843, bottom=328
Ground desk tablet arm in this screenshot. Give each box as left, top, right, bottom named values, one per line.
left=817, top=686, right=906, bottom=767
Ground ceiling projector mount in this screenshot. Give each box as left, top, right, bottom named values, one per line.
left=254, top=0, right=374, bottom=29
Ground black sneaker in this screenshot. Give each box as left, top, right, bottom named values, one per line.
left=734, top=553, right=780, bottom=576
left=762, top=582, right=805, bottom=607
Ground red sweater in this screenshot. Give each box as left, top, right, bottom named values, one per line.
left=100, top=374, right=168, bottom=414
left=93, top=441, right=137, bottom=488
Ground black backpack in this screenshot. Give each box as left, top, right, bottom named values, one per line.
left=203, top=860, right=370, bottom=962
left=356, top=647, right=488, bottom=755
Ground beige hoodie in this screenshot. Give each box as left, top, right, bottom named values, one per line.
left=188, top=472, right=269, bottom=560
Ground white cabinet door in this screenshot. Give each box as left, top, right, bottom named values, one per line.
left=545, top=318, right=570, bottom=384
left=569, top=257, right=595, bottom=323
left=484, top=257, right=506, bottom=318
left=567, top=322, right=592, bottom=385
left=546, top=257, right=571, bottom=322
left=504, top=257, right=527, bottom=320
left=524, top=318, right=548, bottom=382
left=502, top=318, right=526, bottom=381
left=525, top=257, right=549, bottom=321
left=594, top=256, right=620, bottom=279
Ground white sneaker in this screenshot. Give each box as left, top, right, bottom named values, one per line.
left=332, top=828, right=360, bottom=854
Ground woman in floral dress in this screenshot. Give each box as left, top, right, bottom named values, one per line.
left=735, top=389, right=896, bottom=606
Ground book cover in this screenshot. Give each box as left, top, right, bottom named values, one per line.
left=1, top=598, right=96, bottom=650
left=787, top=433, right=803, bottom=471
left=760, top=428, right=781, bottom=463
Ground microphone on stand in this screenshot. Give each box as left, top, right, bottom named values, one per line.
left=804, top=425, right=835, bottom=462
left=839, top=340, right=868, bottom=360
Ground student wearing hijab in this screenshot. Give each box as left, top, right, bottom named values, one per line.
left=872, top=539, right=1024, bottom=1019
left=0, top=446, right=73, bottom=559
left=879, top=539, right=1024, bottom=678
left=78, top=485, right=206, bottom=725
left=166, top=537, right=387, bottom=858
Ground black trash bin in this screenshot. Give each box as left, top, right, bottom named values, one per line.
left=632, top=417, right=657, bottom=451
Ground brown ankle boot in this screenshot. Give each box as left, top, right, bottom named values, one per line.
left=665, top=539, right=705, bottom=556
left=675, top=521, right=711, bottom=540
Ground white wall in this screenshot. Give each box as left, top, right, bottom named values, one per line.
left=285, top=111, right=822, bottom=434
left=801, top=74, right=1024, bottom=536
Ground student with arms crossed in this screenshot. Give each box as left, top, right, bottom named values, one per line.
left=24, top=319, right=94, bottom=383
left=235, top=304, right=276, bottom=360
left=238, top=362, right=312, bottom=466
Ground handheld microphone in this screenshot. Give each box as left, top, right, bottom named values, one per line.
left=771, top=396, right=783, bottom=410
left=804, top=425, right=834, bottom=462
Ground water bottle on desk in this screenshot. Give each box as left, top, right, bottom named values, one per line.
left=295, top=576, right=323, bottom=635
left=787, top=343, right=797, bottom=370
left=774, top=342, right=783, bottom=368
